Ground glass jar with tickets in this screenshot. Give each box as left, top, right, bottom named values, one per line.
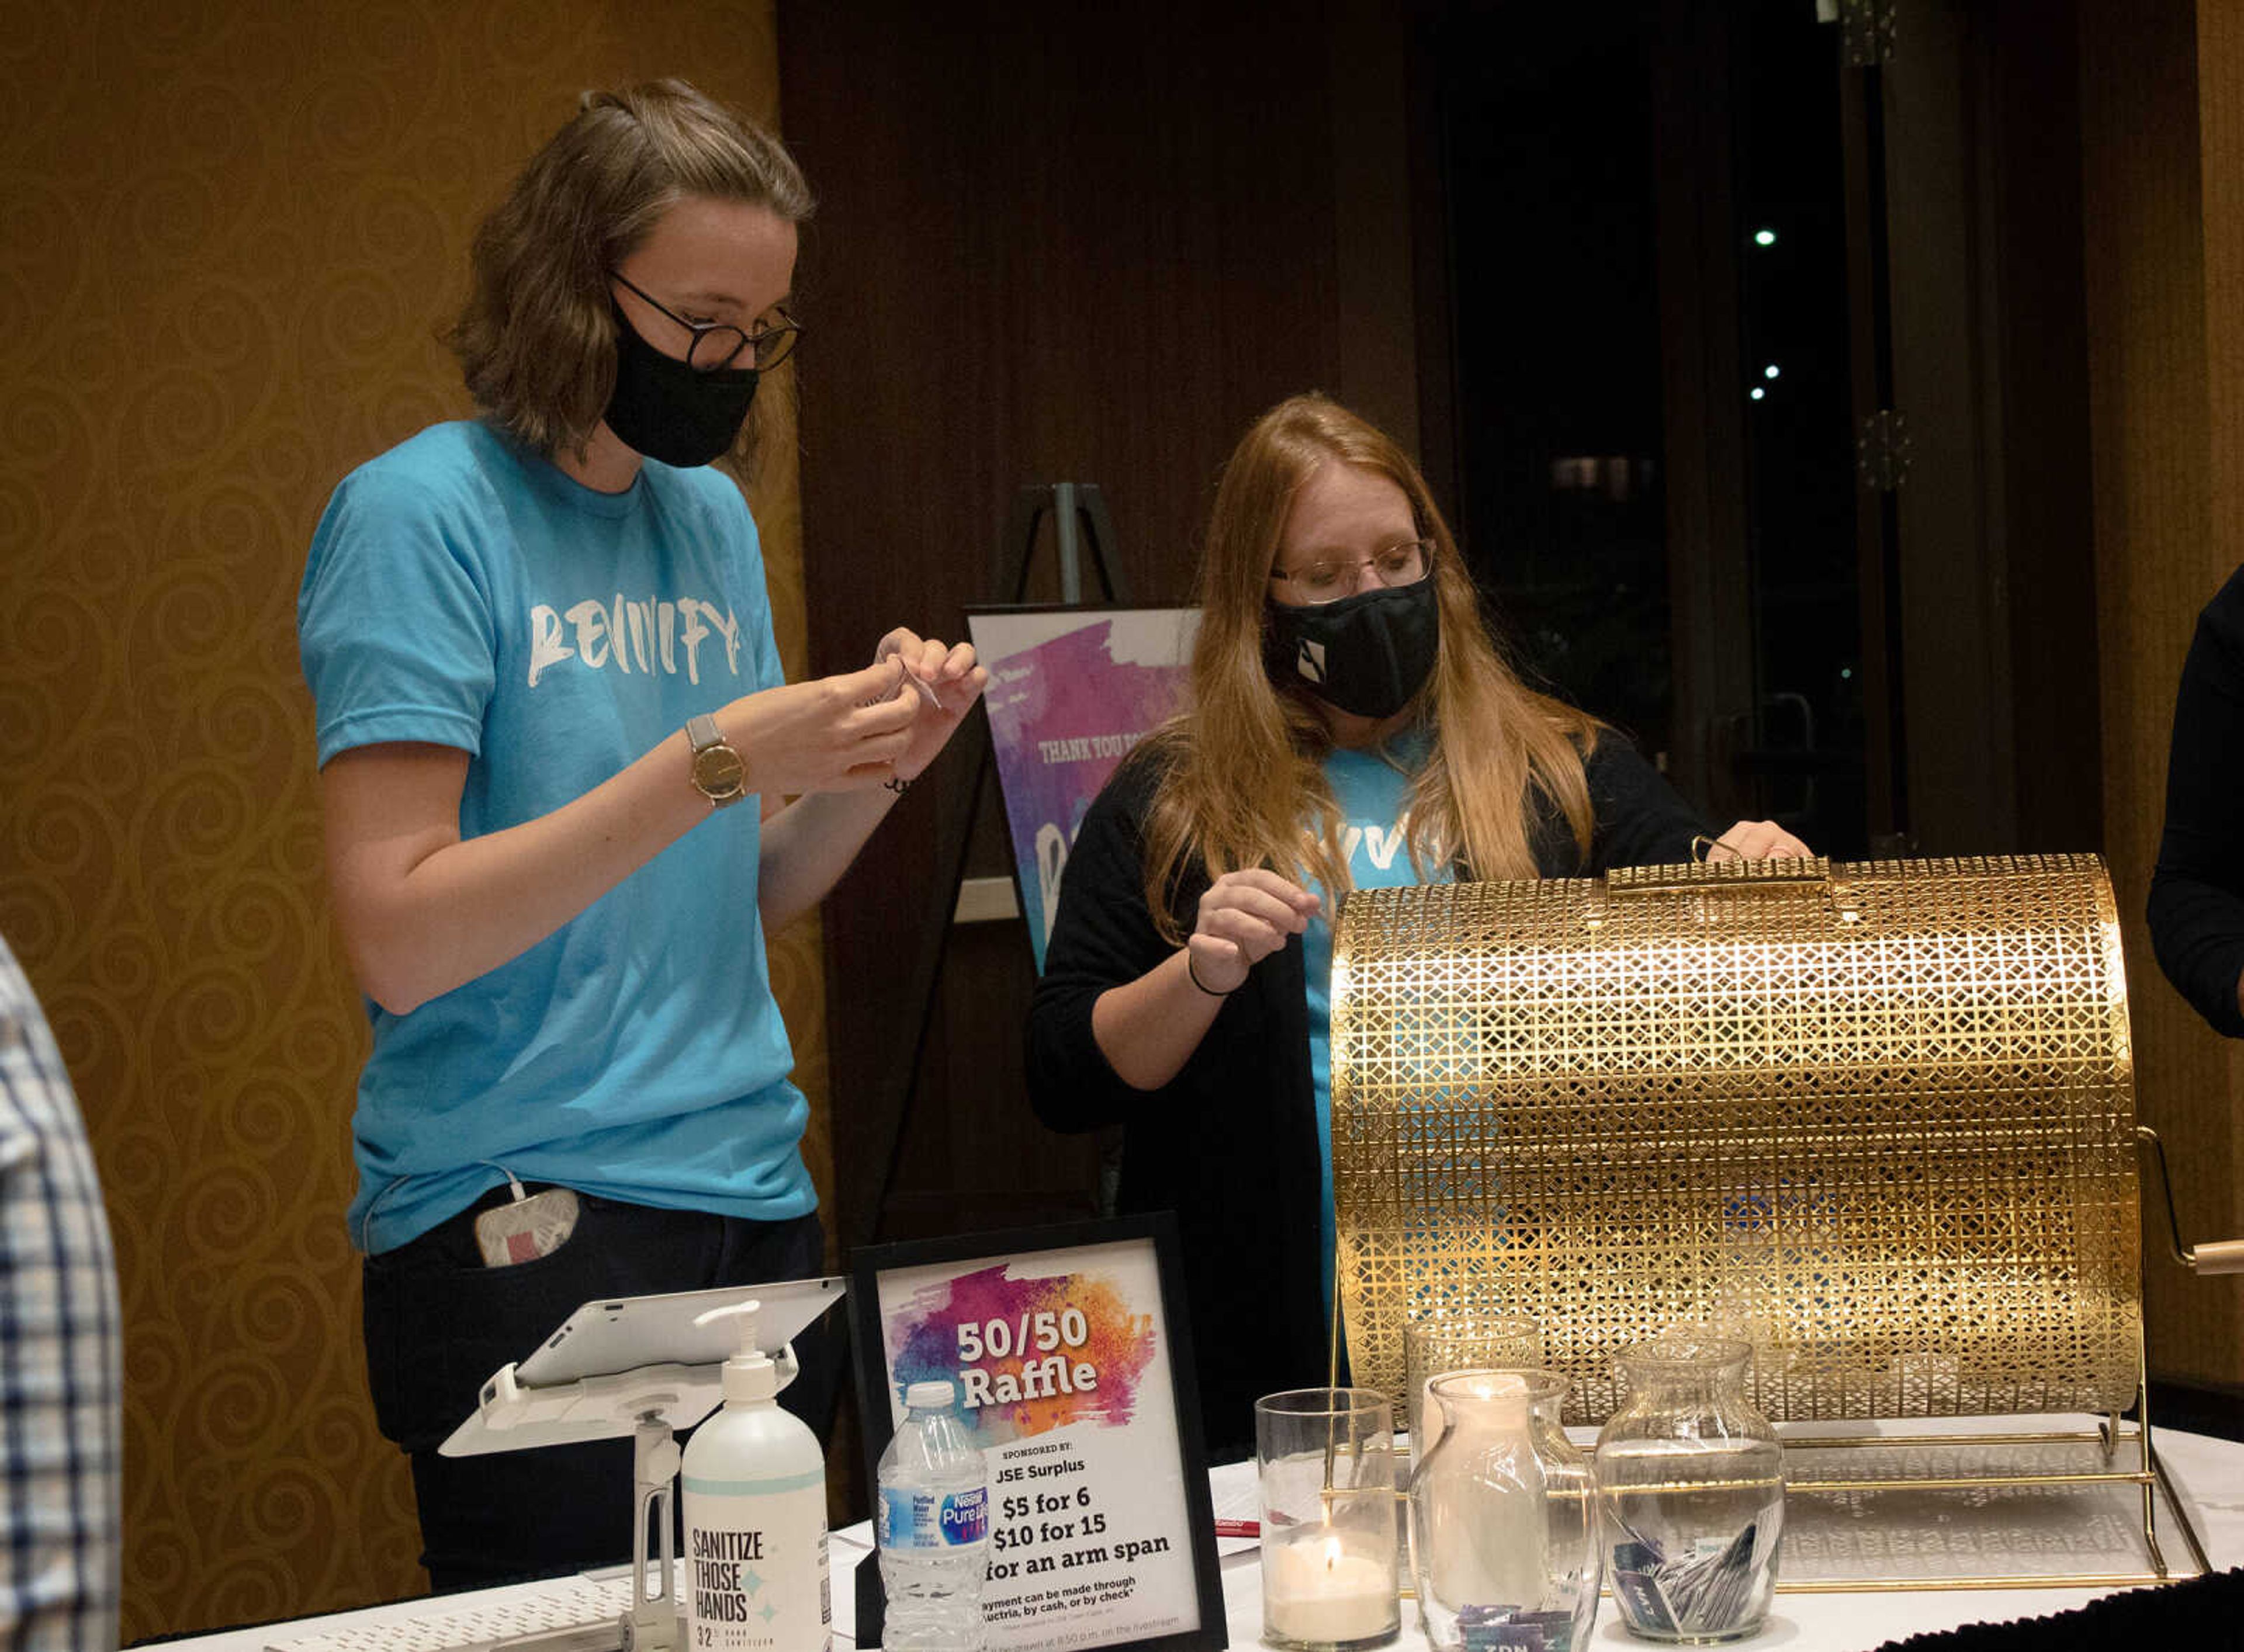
left=1592, top=1336, right=1785, bottom=1643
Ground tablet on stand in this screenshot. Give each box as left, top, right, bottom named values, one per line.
left=430, top=1276, right=846, bottom=1652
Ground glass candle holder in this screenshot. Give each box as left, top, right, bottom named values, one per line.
left=1593, top=1335, right=1785, bottom=1644
left=1256, top=1387, right=1401, bottom=1651
left=1402, top=1312, right=1540, bottom=1460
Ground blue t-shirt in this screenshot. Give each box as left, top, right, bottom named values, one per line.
left=1303, top=736, right=1455, bottom=1310
left=297, top=421, right=815, bottom=1252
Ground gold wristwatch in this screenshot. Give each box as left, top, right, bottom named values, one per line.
left=685, top=713, right=747, bottom=809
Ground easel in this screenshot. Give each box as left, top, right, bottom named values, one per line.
left=992, top=482, right=1126, bottom=608
left=847, top=480, right=1127, bottom=1647
left=847, top=483, right=1127, bottom=1255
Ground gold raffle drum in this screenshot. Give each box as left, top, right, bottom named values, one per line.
left=1328, top=855, right=2204, bottom=1588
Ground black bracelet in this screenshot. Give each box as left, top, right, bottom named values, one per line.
left=883, top=774, right=911, bottom=796
left=1185, top=951, right=1239, bottom=998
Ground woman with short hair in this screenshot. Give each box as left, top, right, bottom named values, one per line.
left=299, top=80, right=985, bottom=1586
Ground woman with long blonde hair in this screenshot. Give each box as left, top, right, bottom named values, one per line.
left=1027, top=393, right=1805, bottom=1456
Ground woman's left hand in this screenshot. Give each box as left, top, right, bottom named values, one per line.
left=872, top=627, right=990, bottom=781
left=1705, top=819, right=1814, bottom=861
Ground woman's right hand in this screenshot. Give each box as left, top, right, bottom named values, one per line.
left=725, top=656, right=923, bottom=796
left=1088, top=868, right=1322, bottom=1090
left=1186, top=870, right=1322, bottom=994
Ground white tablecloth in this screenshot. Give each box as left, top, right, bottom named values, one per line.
left=1183, top=1419, right=2242, bottom=1652
left=162, top=1418, right=2242, bottom=1651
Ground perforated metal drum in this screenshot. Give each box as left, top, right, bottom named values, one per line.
left=1329, top=854, right=2142, bottom=1430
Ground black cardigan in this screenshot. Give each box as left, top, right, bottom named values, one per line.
left=2149, top=563, right=2244, bottom=1037
left=1023, top=733, right=1710, bottom=1460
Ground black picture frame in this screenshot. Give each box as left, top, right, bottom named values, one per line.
left=849, top=1212, right=1227, bottom=1652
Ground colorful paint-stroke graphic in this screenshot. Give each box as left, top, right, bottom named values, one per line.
left=887, top=1263, right=1159, bottom=1447
left=971, top=609, right=1199, bottom=971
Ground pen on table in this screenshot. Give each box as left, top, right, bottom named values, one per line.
left=1216, top=1518, right=1260, bottom=1539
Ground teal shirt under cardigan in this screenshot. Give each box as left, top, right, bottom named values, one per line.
left=1303, top=736, right=1456, bottom=1315
left=298, top=420, right=815, bottom=1254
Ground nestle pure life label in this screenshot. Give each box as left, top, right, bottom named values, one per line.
left=878, top=1483, right=989, bottom=1549
left=683, top=1480, right=830, bottom=1652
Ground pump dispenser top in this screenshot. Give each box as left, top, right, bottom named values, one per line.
left=694, top=1298, right=777, bottom=1405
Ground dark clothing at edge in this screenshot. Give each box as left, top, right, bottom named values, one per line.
left=2150, top=563, right=2244, bottom=1038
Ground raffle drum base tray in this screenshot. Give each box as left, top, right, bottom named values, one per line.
left=1328, top=854, right=2209, bottom=1589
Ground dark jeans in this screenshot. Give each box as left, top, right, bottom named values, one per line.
left=362, top=1189, right=837, bottom=1592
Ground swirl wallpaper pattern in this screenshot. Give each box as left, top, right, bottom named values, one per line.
left=0, top=2, right=829, bottom=1638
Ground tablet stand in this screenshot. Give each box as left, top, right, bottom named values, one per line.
left=625, top=1412, right=682, bottom=1652
left=446, top=1340, right=802, bottom=1652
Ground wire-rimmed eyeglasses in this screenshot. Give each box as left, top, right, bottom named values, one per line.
left=1268, top=539, right=1433, bottom=604
left=611, top=269, right=803, bottom=372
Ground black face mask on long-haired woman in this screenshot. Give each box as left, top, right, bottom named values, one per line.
left=601, top=304, right=760, bottom=467
left=1263, top=579, right=1442, bottom=720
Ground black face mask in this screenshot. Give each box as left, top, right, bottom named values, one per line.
left=601, top=302, right=759, bottom=467
left=1263, top=578, right=1441, bottom=719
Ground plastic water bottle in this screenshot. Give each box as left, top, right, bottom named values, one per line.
left=875, top=1379, right=990, bottom=1651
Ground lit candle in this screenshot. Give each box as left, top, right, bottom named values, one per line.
left=1263, top=1529, right=1398, bottom=1645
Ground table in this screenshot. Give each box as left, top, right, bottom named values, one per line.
left=1193, top=1419, right=2242, bottom=1651
left=160, top=1420, right=2241, bottom=1651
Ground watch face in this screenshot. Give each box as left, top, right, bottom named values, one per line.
left=694, top=744, right=747, bottom=801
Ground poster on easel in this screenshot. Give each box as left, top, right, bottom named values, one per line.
left=964, top=605, right=1200, bottom=971
left=850, top=1215, right=1225, bottom=1652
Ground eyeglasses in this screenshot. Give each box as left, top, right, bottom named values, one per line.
left=611, top=269, right=804, bottom=372
left=1268, top=539, right=1433, bottom=604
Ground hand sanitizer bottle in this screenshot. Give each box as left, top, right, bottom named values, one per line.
left=681, top=1300, right=830, bottom=1652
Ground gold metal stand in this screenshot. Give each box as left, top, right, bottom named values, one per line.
left=1757, top=1379, right=2212, bottom=1590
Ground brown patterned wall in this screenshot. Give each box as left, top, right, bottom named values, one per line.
left=2079, top=0, right=2244, bottom=1389
left=2181, top=0, right=2244, bottom=1373
left=0, top=3, right=828, bottom=1639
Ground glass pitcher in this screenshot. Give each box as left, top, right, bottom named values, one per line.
left=1407, top=1369, right=1598, bottom=1652
left=1593, top=1336, right=1785, bottom=1643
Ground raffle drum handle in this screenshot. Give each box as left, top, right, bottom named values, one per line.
left=1589, top=856, right=1855, bottom=926
left=2137, top=1125, right=2244, bottom=1275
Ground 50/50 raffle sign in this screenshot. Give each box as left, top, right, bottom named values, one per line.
left=851, top=1217, right=1225, bottom=1652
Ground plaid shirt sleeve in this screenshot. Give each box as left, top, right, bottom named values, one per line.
left=0, top=937, right=121, bottom=1651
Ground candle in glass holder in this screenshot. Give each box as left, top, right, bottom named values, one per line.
left=1265, top=1529, right=1398, bottom=1644
left=1256, top=1387, right=1401, bottom=1650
